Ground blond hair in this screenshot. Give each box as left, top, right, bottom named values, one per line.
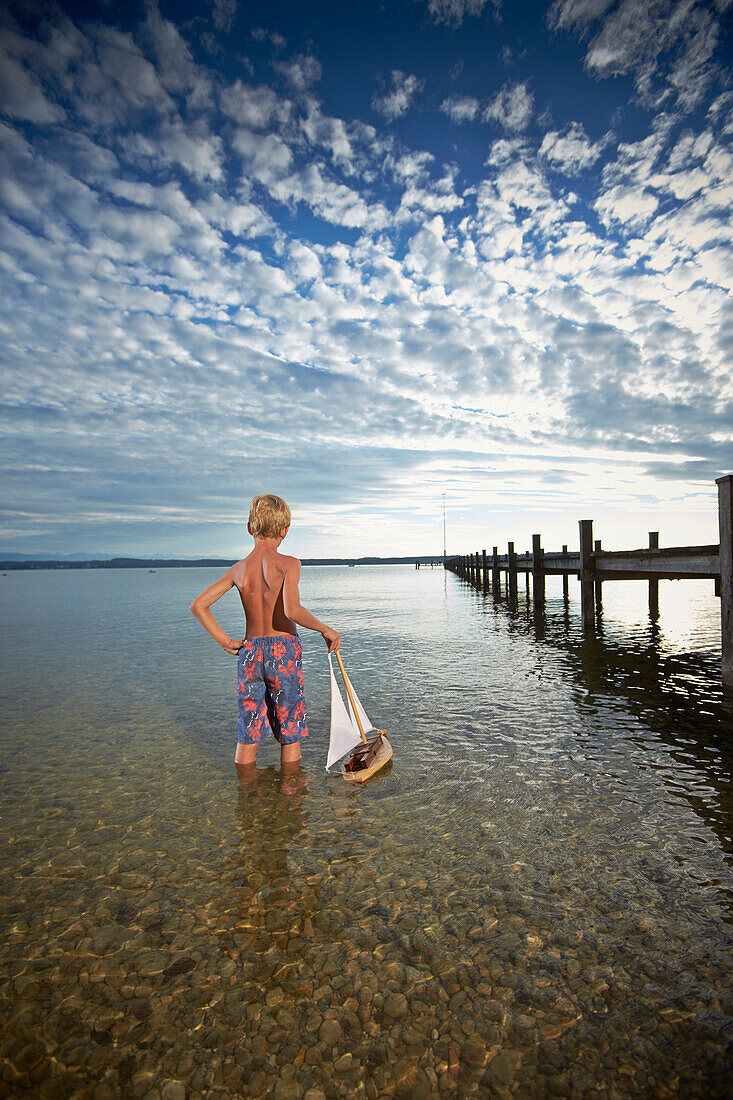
left=248, top=494, right=291, bottom=539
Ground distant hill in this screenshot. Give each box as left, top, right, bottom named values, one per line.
left=0, top=552, right=114, bottom=562
left=0, top=555, right=445, bottom=571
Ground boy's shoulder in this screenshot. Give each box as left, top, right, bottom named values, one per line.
left=276, top=551, right=301, bottom=570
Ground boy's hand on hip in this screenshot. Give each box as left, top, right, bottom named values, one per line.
left=322, top=628, right=340, bottom=653
left=222, top=638, right=244, bottom=655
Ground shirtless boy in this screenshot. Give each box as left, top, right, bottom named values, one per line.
left=189, top=494, right=340, bottom=768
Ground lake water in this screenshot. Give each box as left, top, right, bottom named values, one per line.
left=1, top=565, right=732, bottom=1099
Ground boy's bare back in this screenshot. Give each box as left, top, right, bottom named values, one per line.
left=190, top=493, right=339, bottom=662
left=226, top=546, right=299, bottom=639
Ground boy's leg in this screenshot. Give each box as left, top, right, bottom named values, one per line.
left=263, top=638, right=308, bottom=768
left=235, top=741, right=258, bottom=765
left=236, top=644, right=267, bottom=764
left=280, top=742, right=301, bottom=767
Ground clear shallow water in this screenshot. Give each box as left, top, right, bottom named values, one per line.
left=1, top=565, right=732, bottom=1098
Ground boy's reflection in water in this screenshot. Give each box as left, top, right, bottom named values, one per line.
left=232, top=763, right=313, bottom=983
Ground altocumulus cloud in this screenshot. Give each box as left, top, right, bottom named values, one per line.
left=0, top=0, right=732, bottom=558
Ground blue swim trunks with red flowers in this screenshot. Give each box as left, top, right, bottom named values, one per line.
left=236, top=635, right=309, bottom=745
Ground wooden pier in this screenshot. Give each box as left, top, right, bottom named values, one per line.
left=444, top=474, right=733, bottom=686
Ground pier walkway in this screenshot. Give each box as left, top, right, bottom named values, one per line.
left=445, top=474, right=733, bottom=686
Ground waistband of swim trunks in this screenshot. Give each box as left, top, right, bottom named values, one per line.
left=242, top=634, right=300, bottom=647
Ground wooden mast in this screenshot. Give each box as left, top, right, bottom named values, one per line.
left=334, top=650, right=368, bottom=744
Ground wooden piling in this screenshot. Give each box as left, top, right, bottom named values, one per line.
left=562, top=545, right=569, bottom=601
left=476, top=550, right=482, bottom=588
left=508, top=542, right=517, bottom=598
left=594, top=539, right=603, bottom=609
left=717, top=476, right=733, bottom=685
left=579, top=520, right=595, bottom=631
left=532, top=534, right=545, bottom=603
left=482, top=549, right=488, bottom=591
left=648, top=532, right=659, bottom=619
left=492, top=546, right=500, bottom=592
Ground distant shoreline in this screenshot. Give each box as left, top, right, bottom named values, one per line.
left=1, top=556, right=445, bottom=571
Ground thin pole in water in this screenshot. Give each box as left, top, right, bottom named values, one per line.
left=442, top=494, right=447, bottom=562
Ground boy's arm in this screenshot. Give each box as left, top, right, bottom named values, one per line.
left=189, top=576, right=243, bottom=655
left=282, top=560, right=340, bottom=652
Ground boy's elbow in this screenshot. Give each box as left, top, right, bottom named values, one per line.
left=189, top=599, right=200, bottom=615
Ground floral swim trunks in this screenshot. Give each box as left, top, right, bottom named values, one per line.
left=236, top=635, right=309, bottom=745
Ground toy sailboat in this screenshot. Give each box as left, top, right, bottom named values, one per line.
left=326, top=651, right=393, bottom=782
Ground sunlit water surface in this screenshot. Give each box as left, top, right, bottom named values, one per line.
left=1, top=566, right=732, bottom=1098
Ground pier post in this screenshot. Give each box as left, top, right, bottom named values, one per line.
left=562, top=545, right=569, bottom=601
left=648, top=532, right=659, bottom=620
left=717, top=476, right=733, bottom=685
left=594, top=539, right=603, bottom=610
left=532, top=534, right=545, bottom=604
left=492, top=546, right=500, bottom=593
left=482, top=549, right=488, bottom=591
left=507, top=542, right=517, bottom=598
left=471, top=552, right=477, bottom=586
left=579, top=520, right=595, bottom=631
left=476, top=549, right=482, bottom=588
left=468, top=553, right=474, bottom=585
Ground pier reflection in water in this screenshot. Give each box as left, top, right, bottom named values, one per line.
left=0, top=565, right=731, bottom=1097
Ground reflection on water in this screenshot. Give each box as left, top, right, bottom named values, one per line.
left=0, top=566, right=732, bottom=1097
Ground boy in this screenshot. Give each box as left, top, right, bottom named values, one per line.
left=190, top=494, right=340, bottom=768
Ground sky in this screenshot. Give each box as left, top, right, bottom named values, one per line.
left=1, top=0, right=732, bottom=560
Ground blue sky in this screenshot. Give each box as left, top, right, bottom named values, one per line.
left=1, top=0, right=732, bottom=559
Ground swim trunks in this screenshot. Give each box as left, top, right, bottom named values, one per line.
left=236, top=636, right=309, bottom=745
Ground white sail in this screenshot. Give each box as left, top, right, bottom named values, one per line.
left=342, top=667, right=376, bottom=736
left=326, top=653, right=363, bottom=770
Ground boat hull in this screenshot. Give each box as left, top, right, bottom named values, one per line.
left=341, top=735, right=392, bottom=783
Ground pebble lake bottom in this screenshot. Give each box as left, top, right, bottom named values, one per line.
left=1, top=565, right=732, bottom=1099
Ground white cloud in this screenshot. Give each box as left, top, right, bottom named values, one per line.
left=274, top=54, right=322, bottom=90
left=198, top=194, right=275, bottom=238
left=300, top=101, right=355, bottom=168
left=550, top=0, right=726, bottom=111
left=423, top=0, right=500, bottom=26
left=595, top=184, right=659, bottom=229
left=233, top=127, right=294, bottom=183
left=483, top=82, right=533, bottom=131
left=155, top=120, right=224, bottom=182
left=251, top=27, right=287, bottom=50
left=391, top=150, right=434, bottom=180
left=440, top=95, right=480, bottom=123
left=211, top=0, right=237, bottom=34
left=269, top=164, right=389, bottom=230
left=372, top=71, right=424, bottom=120
left=79, top=25, right=175, bottom=122
left=0, top=37, right=65, bottom=124
left=539, top=122, right=603, bottom=172
left=547, top=0, right=615, bottom=30
left=220, top=81, right=291, bottom=129
left=142, top=6, right=212, bottom=104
